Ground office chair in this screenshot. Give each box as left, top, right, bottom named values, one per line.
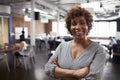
left=14, top=46, right=36, bottom=70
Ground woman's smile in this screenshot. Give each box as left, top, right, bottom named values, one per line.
left=71, top=16, right=88, bottom=39
left=74, top=30, right=84, bottom=38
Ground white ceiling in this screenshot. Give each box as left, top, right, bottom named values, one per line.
left=0, top=0, right=120, bottom=20
left=43, top=0, right=120, bottom=20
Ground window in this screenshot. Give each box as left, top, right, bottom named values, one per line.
left=88, top=21, right=117, bottom=37
left=52, top=21, right=68, bottom=36
left=52, top=21, right=117, bottom=41
left=88, top=21, right=117, bottom=44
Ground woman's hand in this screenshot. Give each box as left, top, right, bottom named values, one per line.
left=73, top=67, right=89, bottom=78
left=50, top=60, right=89, bottom=79
left=63, top=67, right=89, bottom=79
left=50, top=60, right=58, bottom=66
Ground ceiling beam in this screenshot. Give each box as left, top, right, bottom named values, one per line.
left=35, top=0, right=67, bottom=15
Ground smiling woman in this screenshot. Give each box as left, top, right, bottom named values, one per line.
left=45, top=6, right=106, bottom=80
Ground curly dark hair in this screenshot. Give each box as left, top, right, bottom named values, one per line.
left=65, top=6, right=93, bottom=35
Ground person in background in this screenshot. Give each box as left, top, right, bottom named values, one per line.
left=13, top=35, right=27, bottom=67
left=44, top=6, right=106, bottom=80
left=108, top=36, right=117, bottom=55
left=20, top=30, right=25, bottom=41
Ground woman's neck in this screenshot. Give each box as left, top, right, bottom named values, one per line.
left=73, top=38, right=91, bottom=48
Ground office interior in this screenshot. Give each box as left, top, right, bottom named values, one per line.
left=0, top=0, right=120, bottom=80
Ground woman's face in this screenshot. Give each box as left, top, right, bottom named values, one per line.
left=70, top=16, right=88, bottom=39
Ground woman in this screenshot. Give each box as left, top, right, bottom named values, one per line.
left=45, top=6, right=106, bottom=80
left=13, top=37, right=27, bottom=67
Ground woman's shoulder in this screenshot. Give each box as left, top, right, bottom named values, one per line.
left=21, top=41, right=26, bottom=43
left=91, top=41, right=106, bottom=53
left=89, top=41, right=104, bottom=51
left=91, top=41, right=102, bottom=47
left=60, top=40, right=72, bottom=46
left=20, top=41, right=27, bottom=46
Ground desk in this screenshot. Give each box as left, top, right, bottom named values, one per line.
left=0, top=45, right=18, bottom=69
left=0, top=52, right=10, bottom=71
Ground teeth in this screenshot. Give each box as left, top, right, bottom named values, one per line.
left=75, top=30, right=78, bottom=32
left=74, top=29, right=83, bottom=35
left=76, top=32, right=81, bottom=35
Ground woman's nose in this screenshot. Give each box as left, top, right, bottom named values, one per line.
left=75, top=23, right=80, bottom=28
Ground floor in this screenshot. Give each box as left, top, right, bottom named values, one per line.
left=0, top=46, right=120, bottom=80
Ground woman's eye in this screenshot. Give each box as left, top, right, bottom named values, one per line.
left=79, top=22, right=85, bottom=25
left=71, top=22, right=76, bottom=26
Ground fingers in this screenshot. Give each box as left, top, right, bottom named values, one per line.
left=50, top=60, right=58, bottom=65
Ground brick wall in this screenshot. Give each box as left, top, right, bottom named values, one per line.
left=12, top=13, right=52, bottom=35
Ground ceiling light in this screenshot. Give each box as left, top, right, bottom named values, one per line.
left=81, top=2, right=102, bottom=12
left=24, top=15, right=31, bottom=21
left=22, top=8, right=48, bottom=14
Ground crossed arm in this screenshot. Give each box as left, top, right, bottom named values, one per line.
left=45, top=42, right=90, bottom=80
left=50, top=60, right=89, bottom=80
left=45, top=42, right=106, bottom=80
